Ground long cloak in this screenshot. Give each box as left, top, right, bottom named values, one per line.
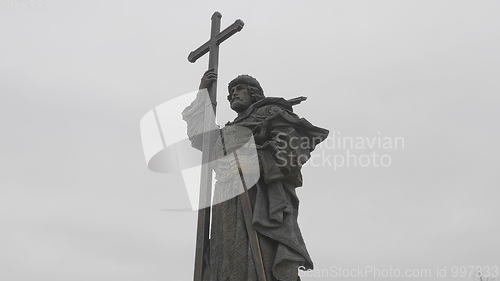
left=183, top=94, right=329, bottom=281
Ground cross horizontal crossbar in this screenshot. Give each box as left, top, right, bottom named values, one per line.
left=187, top=19, right=244, bottom=63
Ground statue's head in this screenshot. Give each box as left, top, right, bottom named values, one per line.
left=227, top=75, right=264, bottom=113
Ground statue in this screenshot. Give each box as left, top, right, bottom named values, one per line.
left=182, top=12, right=329, bottom=281
left=182, top=70, right=329, bottom=281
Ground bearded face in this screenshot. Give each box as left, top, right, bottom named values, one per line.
left=229, top=84, right=253, bottom=113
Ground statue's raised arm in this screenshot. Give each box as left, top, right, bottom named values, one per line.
left=181, top=69, right=220, bottom=151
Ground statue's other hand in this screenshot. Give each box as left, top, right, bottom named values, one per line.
left=199, top=68, right=217, bottom=90
left=252, top=120, right=270, bottom=145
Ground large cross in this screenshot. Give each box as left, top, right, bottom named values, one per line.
left=187, top=12, right=267, bottom=281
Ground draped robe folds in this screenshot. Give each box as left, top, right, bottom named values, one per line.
left=182, top=91, right=329, bottom=281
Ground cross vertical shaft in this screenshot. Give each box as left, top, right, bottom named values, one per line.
left=192, top=13, right=221, bottom=281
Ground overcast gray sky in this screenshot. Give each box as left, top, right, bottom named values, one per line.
left=1, top=0, right=499, bottom=280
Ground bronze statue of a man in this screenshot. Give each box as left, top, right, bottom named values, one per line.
left=182, top=69, right=329, bottom=281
